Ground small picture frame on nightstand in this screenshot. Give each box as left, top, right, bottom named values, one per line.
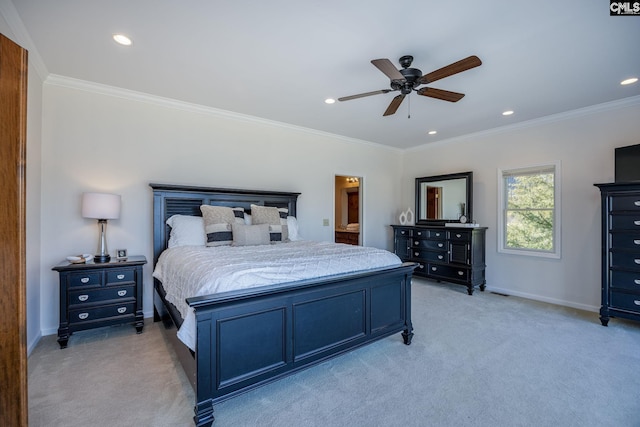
left=116, top=249, right=128, bottom=260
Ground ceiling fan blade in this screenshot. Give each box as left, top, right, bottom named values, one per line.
left=338, top=89, right=391, bottom=102
left=417, top=87, right=465, bottom=102
left=420, top=55, right=482, bottom=84
left=383, top=94, right=405, bottom=116
left=371, top=58, right=405, bottom=81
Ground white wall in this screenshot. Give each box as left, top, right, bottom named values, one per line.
left=401, top=97, right=640, bottom=311
left=38, top=78, right=403, bottom=335
left=0, top=3, right=44, bottom=354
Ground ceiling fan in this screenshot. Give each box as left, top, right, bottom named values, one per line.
left=338, top=55, right=482, bottom=116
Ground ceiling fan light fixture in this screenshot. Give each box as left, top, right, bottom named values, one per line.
left=325, top=98, right=336, bottom=104
left=428, top=130, right=437, bottom=135
left=621, top=77, right=638, bottom=85
left=113, top=34, right=132, bottom=46
left=502, top=110, right=514, bottom=116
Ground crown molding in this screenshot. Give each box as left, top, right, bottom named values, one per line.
left=44, top=74, right=402, bottom=153
left=0, top=0, right=48, bottom=80
left=407, top=95, right=640, bottom=152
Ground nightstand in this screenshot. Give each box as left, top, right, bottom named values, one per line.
left=52, top=255, right=147, bottom=349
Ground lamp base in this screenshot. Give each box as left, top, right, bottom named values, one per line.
left=94, top=254, right=111, bottom=263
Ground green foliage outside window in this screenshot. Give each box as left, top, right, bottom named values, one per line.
left=504, top=172, right=554, bottom=251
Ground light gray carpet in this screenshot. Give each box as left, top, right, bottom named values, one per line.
left=29, top=278, right=640, bottom=427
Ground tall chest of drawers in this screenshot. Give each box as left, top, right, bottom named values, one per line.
left=392, top=225, right=487, bottom=295
left=595, top=182, right=640, bottom=326
left=52, top=255, right=146, bottom=348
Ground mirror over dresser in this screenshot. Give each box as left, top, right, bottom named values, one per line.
left=393, top=171, right=486, bottom=295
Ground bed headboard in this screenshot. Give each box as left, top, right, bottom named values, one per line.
left=150, top=183, right=300, bottom=266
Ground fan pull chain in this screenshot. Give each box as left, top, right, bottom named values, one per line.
left=408, top=95, right=411, bottom=119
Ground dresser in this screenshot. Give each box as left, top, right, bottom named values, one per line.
left=594, top=182, right=640, bottom=326
left=52, top=255, right=146, bottom=348
left=392, top=225, right=487, bottom=295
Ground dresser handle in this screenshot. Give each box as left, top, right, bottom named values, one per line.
left=635, top=279, right=640, bottom=285
left=117, top=274, right=125, bottom=280
left=414, top=252, right=419, bottom=257
left=117, top=290, right=127, bottom=297
left=400, top=230, right=405, bottom=235
left=417, top=231, right=422, bottom=236
left=435, top=232, right=441, bottom=237
left=438, top=255, right=443, bottom=260
left=80, top=277, right=89, bottom=284
left=431, top=266, right=437, bottom=271
left=635, top=301, right=640, bottom=306
left=458, top=271, right=464, bottom=276
left=78, top=295, right=89, bottom=302
left=635, top=259, right=640, bottom=264
left=419, top=264, right=424, bottom=269
left=78, top=313, right=89, bottom=320
left=634, top=240, right=640, bottom=245
left=635, top=221, right=640, bottom=226
left=438, top=243, right=444, bottom=248
left=635, top=201, right=640, bottom=206
left=415, top=242, right=419, bottom=246
left=456, top=233, right=461, bottom=238
left=117, top=307, right=127, bottom=314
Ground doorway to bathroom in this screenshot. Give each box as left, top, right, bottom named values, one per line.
left=334, top=175, right=362, bottom=245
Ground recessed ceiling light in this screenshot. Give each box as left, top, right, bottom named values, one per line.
left=502, top=110, right=514, bottom=116
left=428, top=130, right=437, bottom=135
left=113, top=34, right=132, bottom=46
left=324, top=98, right=336, bottom=104
left=621, top=77, right=638, bottom=85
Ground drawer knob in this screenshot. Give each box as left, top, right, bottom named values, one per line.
left=400, top=231, right=405, bottom=235
left=435, top=233, right=441, bottom=237
left=635, top=201, right=640, bottom=206
left=117, top=290, right=127, bottom=297
left=78, top=295, right=89, bottom=302
left=635, top=259, right=640, bottom=265
left=635, top=301, right=640, bottom=306
left=635, top=220, right=640, bottom=226
left=417, top=231, right=422, bottom=236
left=117, top=307, right=127, bottom=314
left=634, top=240, right=640, bottom=245
left=117, top=274, right=125, bottom=280
left=81, top=277, right=89, bottom=284
left=438, top=255, right=443, bottom=260
left=438, top=243, right=443, bottom=247
left=456, top=233, right=461, bottom=238
left=431, top=266, right=437, bottom=271
left=78, top=313, right=89, bottom=320
left=634, top=279, right=640, bottom=285
left=458, top=271, right=464, bottom=276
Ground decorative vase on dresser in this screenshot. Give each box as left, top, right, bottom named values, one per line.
left=52, top=255, right=147, bottom=348
left=392, top=225, right=487, bottom=295
left=594, top=182, right=640, bottom=326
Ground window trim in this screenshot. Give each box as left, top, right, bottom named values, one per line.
left=497, top=161, right=561, bottom=259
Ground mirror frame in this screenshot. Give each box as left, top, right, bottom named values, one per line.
left=415, top=171, right=473, bottom=225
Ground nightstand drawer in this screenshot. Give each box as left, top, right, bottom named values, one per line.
left=69, top=302, right=136, bottom=324
left=610, top=291, right=640, bottom=313
left=69, top=285, right=135, bottom=306
left=68, top=271, right=102, bottom=288
left=106, top=269, right=135, bottom=285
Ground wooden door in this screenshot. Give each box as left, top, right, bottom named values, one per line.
left=347, top=192, right=359, bottom=224
left=0, top=33, right=28, bottom=427
left=426, top=186, right=442, bottom=219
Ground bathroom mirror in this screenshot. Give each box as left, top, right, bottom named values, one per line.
left=415, top=171, right=473, bottom=225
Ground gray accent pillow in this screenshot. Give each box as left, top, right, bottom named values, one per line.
left=231, top=223, right=271, bottom=246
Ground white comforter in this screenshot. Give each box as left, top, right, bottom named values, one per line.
left=152, top=241, right=401, bottom=350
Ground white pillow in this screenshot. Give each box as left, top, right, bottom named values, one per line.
left=166, top=215, right=206, bottom=247
left=287, top=216, right=302, bottom=241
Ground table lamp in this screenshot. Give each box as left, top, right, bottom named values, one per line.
left=82, top=192, right=121, bottom=263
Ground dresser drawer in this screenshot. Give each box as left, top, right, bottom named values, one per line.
left=68, top=271, right=102, bottom=288
left=411, top=249, right=447, bottom=262
left=69, top=302, right=136, bottom=324
left=448, top=230, right=471, bottom=242
left=413, top=229, right=445, bottom=240
left=427, top=264, right=468, bottom=281
left=413, top=239, right=447, bottom=250
left=610, top=270, right=640, bottom=291
left=610, top=215, right=640, bottom=230
left=610, top=233, right=640, bottom=250
left=68, top=285, right=135, bottom=306
left=610, top=251, right=640, bottom=270
left=106, top=269, right=135, bottom=285
left=610, top=291, right=640, bottom=313
left=611, top=195, right=640, bottom=211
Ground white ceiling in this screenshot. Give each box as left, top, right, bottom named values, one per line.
left=9, top=0, right=640, bottom=149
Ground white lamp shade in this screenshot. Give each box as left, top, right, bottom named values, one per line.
left=82, top=192, right=121, bottom=220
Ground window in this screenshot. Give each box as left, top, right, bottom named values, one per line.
left=497, top=162, right=561, bottom=258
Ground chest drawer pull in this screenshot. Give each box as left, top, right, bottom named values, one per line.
left=635, top=221, right=640, bottom=226
left=458, top=271, right=464, bottom=276
left=116, top=274, right=125, bottom=280
left=456, top=233, right=461, bottom=238
left=635, top=259, right=640, bottom=264
left=634, top=240, right=640, bottom=245
left=78, top=295, right=89, bottom=302
left=435, top=232, right=441, bottom=237
left=80, top=277, right=90, bottom=284
left=78, top=313, right=89, bottom=320
left=438, top=243, right=444, bottom=248
left=635, top=300, right=640, bottom=306
left=400, top=230, right=406, bottom=235
left=416, top=231, right=422, bottom=236
left=431, top=266, right=438, bottom=271
left=635, top=279, right=640, bottom=285
left=117, top=290, right=127, bottom=297
left=635, top=201, right=640, bottom=206
left=117, top=307, right=127, bottom=314
left=438, top=255, right=444, bottom=260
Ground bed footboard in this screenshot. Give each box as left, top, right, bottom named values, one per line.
left=188, top=262, right=416, bottom=427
